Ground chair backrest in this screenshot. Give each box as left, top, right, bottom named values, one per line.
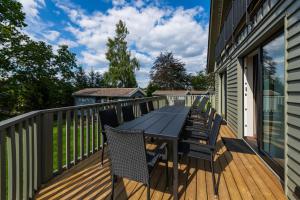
left=105, top=125, right=149, bottom=184
left=208, top=114, right=223, bottom=148
left=191, top=96, right=201, bottom=108
left=199, top=97, right=208, bottom=111
left=207, top=108, right=216, bottom=130
left=122, top=105, right=135, bottom=122
left=203, top=103, right=211, bottom=118
left=148, top=101, right=154, bottom=111
left=99, top=108, right=119, bottom=142
left=139, top=102, right=148, bottom=115
left=174, top=100, right=185, bottom=106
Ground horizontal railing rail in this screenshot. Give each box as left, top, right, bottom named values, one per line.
left=0, top=96, right=168, bottom=200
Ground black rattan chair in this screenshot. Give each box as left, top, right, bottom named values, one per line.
left=148, top=101, right=154, bottom=111
left=139, top=102, right=148, bottom=115
left=122, top=105, right=135, bottom=122
left=99, top=108, right=119, bottom=165
left=178, top=114, right=223, bottom=196
left=184, top=108, right=216, bottom=141
left=190, top=96, right=208, bottom=116
left=191, top=96, right=201, bottom=108
left=105, top=126, right=168, bottom=200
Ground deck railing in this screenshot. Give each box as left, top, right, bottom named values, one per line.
left=0, top=96, right=168, bottom=200
left=164, top=94, right=215, bottom=107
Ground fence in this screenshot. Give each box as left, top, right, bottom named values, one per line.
left=0, top=96, right=168, bottom=200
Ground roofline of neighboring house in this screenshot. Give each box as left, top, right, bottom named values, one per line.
left=128, top=87, right=146, bottom=97
left=72, top=88, right=146, bottom=98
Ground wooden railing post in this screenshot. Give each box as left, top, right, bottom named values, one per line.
left=7, top=126, right=16, bottom=200
left=116, top=101, right=122, bottom=123
left=0, top=130, right=6, bottom=200
left=41, top=112, right=53, bottom=183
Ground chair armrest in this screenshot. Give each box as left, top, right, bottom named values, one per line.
left=180, top=139, right=215, bottom=151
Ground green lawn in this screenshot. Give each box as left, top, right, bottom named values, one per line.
left=52, top=119, right=101, bottom=171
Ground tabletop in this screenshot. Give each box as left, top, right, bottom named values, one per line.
left=117, top=106, right=190, bottom=140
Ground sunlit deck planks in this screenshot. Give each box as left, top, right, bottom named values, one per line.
left=35, top=125, right=286, bottom=200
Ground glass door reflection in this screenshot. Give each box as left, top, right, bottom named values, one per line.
left=262, top=33, right=285, bottom=167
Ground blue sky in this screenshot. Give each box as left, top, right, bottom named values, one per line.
left=18, top=0, right=210, bottom=87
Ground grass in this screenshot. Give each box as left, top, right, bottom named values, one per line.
left=52, top=118, right=101, bottom=171
left=3, top=116, right=102, bottom=199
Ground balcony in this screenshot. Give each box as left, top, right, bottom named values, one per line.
left=0, top=96, right=286, bottom=199
left=215, top=0, right=280, bottom=61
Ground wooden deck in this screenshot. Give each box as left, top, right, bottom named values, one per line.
left=35, top=125, right=287, bottom=200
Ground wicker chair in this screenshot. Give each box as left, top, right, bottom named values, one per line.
left=178, top=114, right=223, bottom=196
left=190, top=96, right=208, bottom=117
left=148, top=101, right=154, bottom=111
left=191, top=96, right=201, bottom=108
left=183, top=108, right=216, bottom=141
left=99, top=108, right=119, bottom=166
left=122, top=105, right=135, bottom=122
left=105, top=125, right=168, bottom=200
left=139, top=102, right=148, bottom=115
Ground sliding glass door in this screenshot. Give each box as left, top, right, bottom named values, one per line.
left=261, top=33, right=285, bottom=168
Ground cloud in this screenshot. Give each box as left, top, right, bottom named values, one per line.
left=58, top=38, right=79, bottom=48
left=18, top=0, right=45, bottom=21
left=46, top=30, right=60, bottom=41
left=55, top=1, right=209, bottom=87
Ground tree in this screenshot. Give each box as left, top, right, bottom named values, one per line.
left=0, top=0, right=81, bottom=118
left=189, top=71, right=215, bottom=90
left=75, top=66, right=89, bottom=89
left=88, top=69, right=104, bottom=87
left=146, top=82, right=160, bottom=97
left=150, top=52, right=188, bottom=89
left=104, top=20, right=140, bottom=87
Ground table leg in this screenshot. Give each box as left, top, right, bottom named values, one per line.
left=173, top=140, right=178, bottom=200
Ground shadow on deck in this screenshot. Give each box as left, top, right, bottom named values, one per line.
left=35, top=125, right=286, bottom=200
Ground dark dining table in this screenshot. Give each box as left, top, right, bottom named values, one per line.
left=117, top=105, right=190, bottom=200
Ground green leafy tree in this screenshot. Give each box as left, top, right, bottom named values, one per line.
left=189, top=71, right=215, bottom=90
left=0, top=0, right=81, bottom=118
left=104, top=20, right=139, bottom=87
left=146, top=82, right=160, bottom=97
left=75, top=66, right=89, bottom=89
left=88, top=69, right=104, bottom=87
left=150, top=52, right=188, bottom=89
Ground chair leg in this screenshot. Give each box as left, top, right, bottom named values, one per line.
left=101, top=145, right=105, bottom=166
left=211, top=154, right=217, bottom=197
left=165, top=159, right=169, bottom=187
left=147, top=180, right=150, bottom=200
left=111, top=174, right=115, bottom=200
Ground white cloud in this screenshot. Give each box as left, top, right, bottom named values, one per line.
left=46, top=30, right=60, bottom=41
left=56, top=1, right=209, bottom=87
left=58, top=38, right=79, bottom=48
left=18, top=0, right=45, bottom=21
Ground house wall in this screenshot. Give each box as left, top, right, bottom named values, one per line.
left=74, top=96, right=96, bottom=106
left=213, top=0, right=300, bottom=198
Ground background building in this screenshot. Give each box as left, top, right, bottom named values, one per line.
left=73, top=88, right=146, bottom=106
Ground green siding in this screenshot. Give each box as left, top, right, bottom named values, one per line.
left=211, top=0, right=300, bottom=199
left=286, top=3, right=300, bottom=199
left=226, top=62, right=238, bottom=133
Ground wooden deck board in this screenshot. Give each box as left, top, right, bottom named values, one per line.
left=35, top=125, right=286, bottom=200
